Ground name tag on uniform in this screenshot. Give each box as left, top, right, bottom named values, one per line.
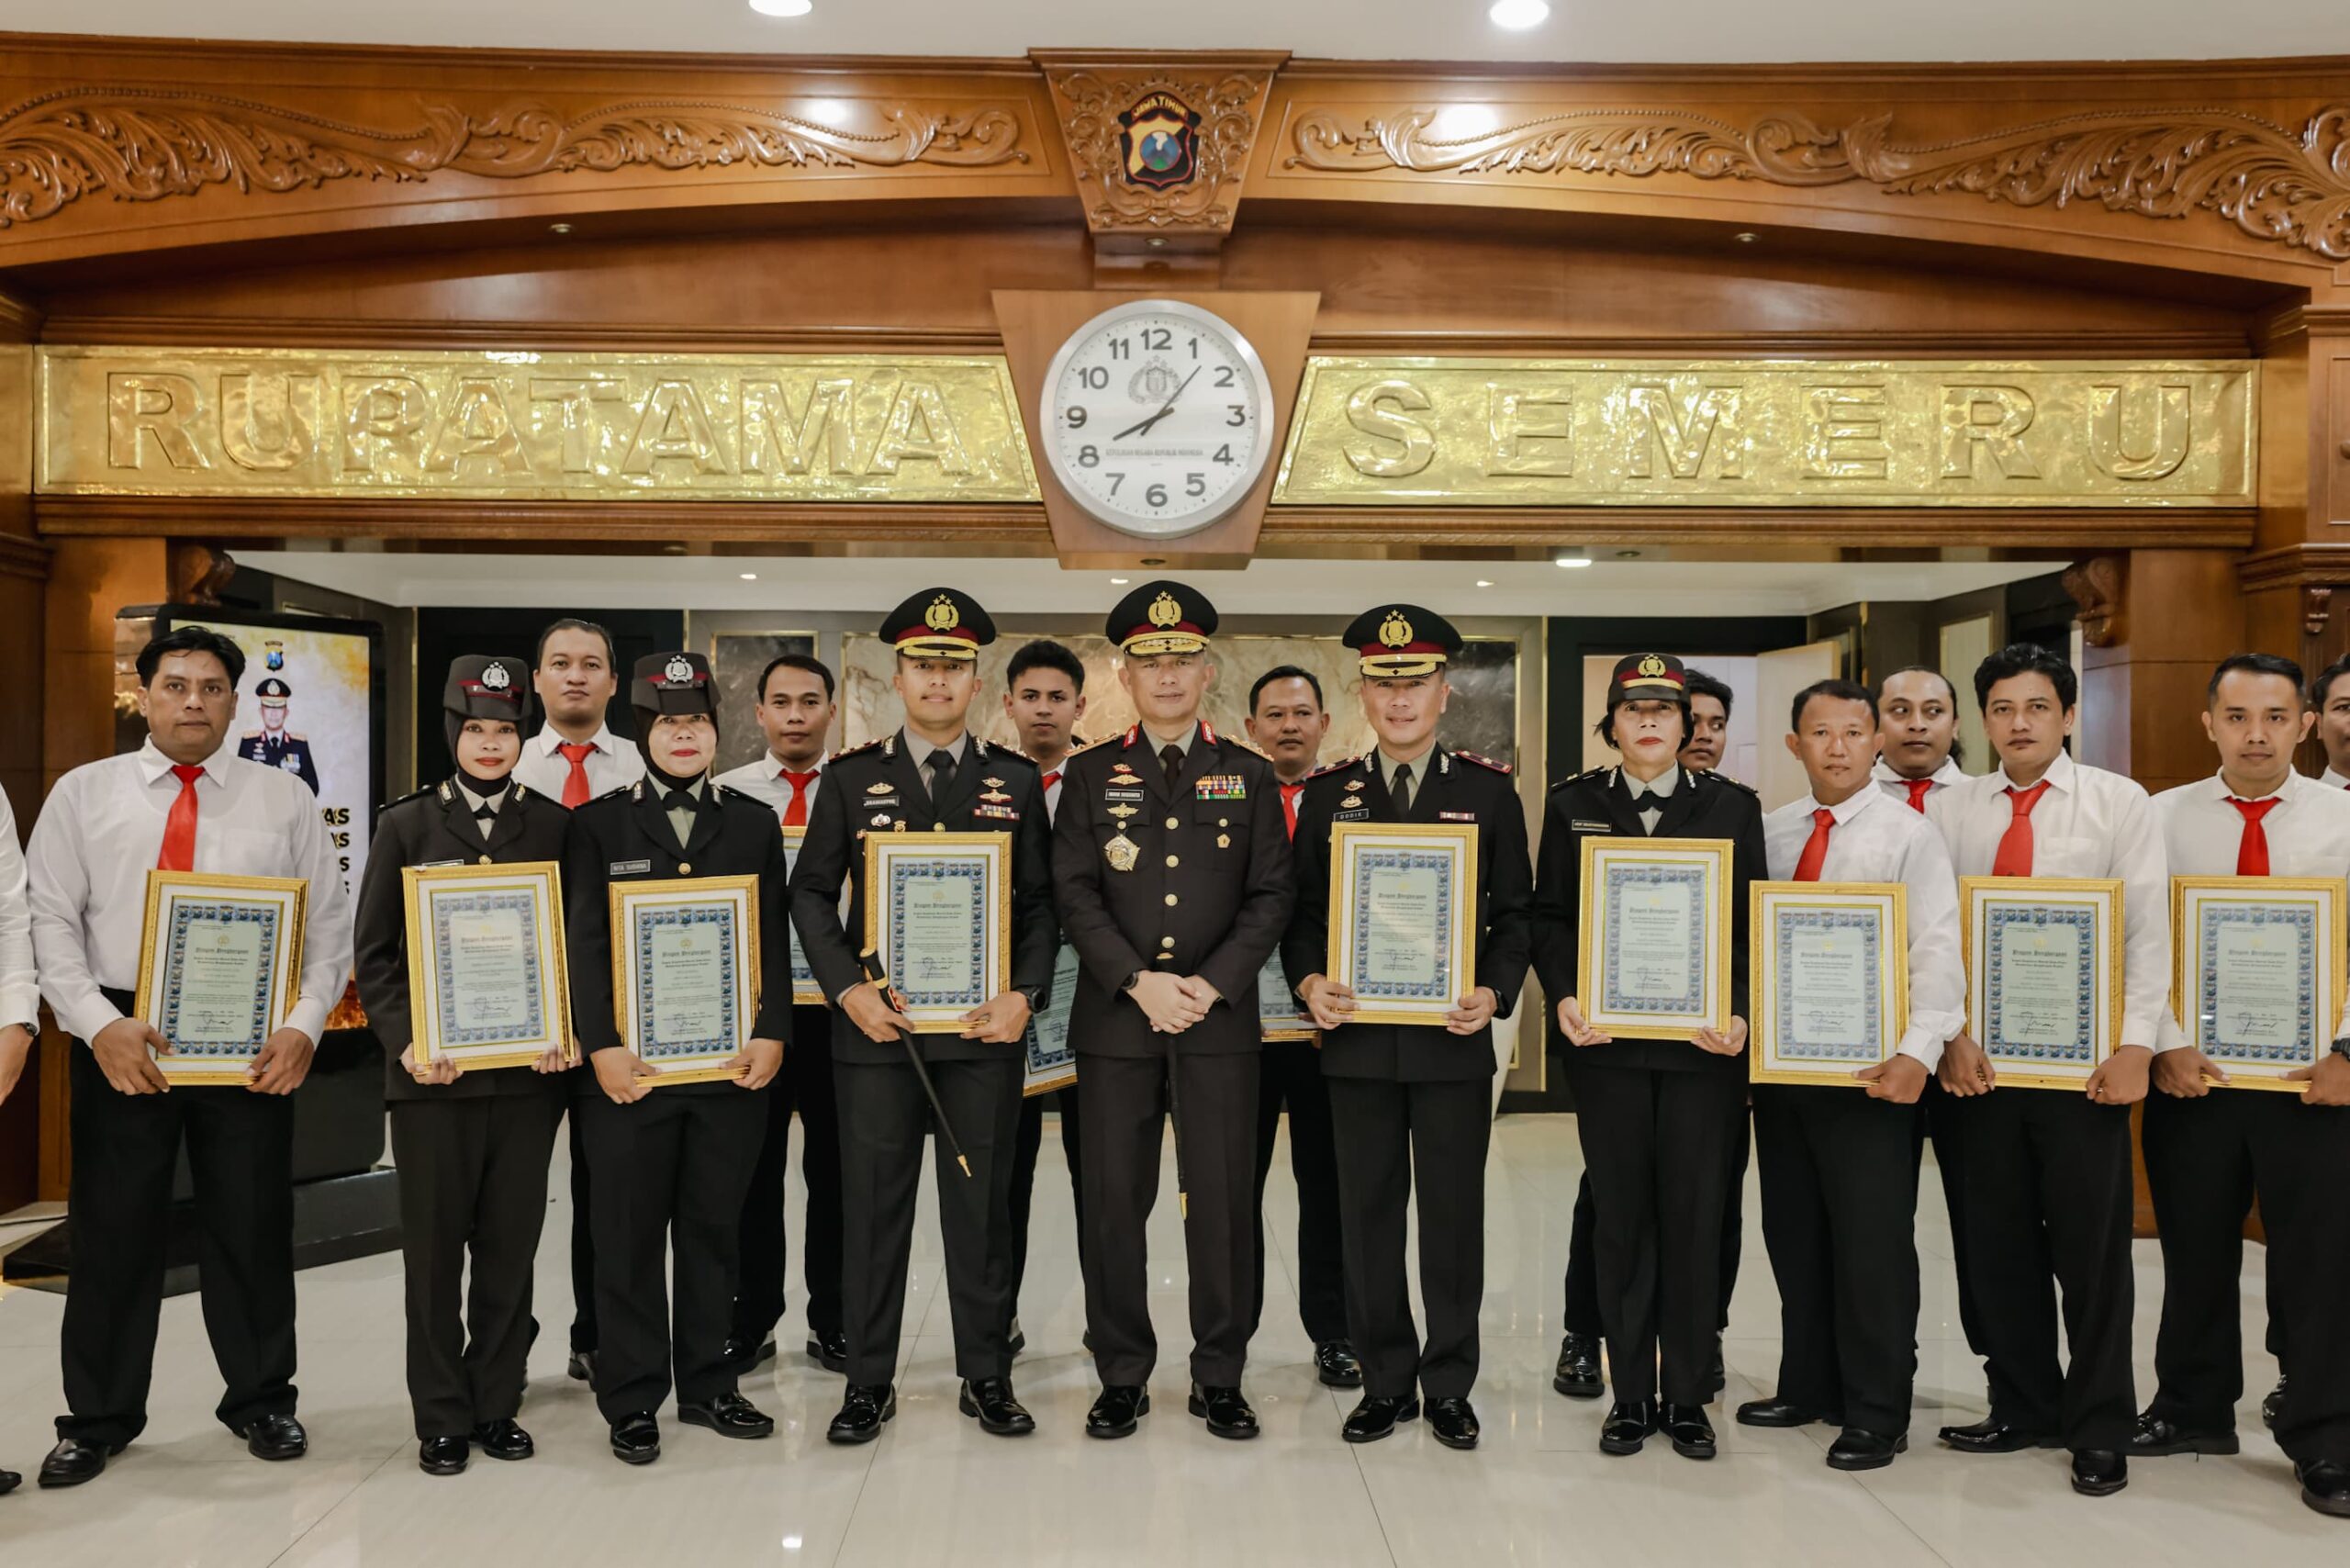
left=1572, top=819, right=1613, bottom=833
left=1103, top=788, right=1144, bottom=801
left=610, top=858, right=653, bottom=876
left=973, top=803, right=1018, bottom=821
left=1333, top=808, right=1371, bottom=823
left=1439, top=811, right=1478, bottom=822
left=416, top=858, right=464, bottom=869
left=864, top=794, right=900, bottom=809
left=1196, top=776, right=1246, bottom=800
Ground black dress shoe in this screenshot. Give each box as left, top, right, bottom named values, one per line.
left=959, top=1378, right=1037, bottom=1436
left=722, top=1334, right=777, bottom=1372
left=418, top=1436, right=468, bottom=1477
left=827, top=1383, right=895, bottom=1445
left=679, top=1391, right=775, bottom=1439
left=2130, top=1412, right=2238, bottom=1456
left=1315, top=1339, right=1365, bottom=1389
left=2071, top=1449, right=2129, bottom=1496
left=1826, top=1428, right=1908, bottom=1472
left=1662, top=1403, right=1717, bottom=1460
left=566, top=1350, right=596, bottom=1383
left=806, top=1329, right=848, bottom=1374
left=1599, top=1399, right=1658, bottom=1456
left=470, top=1418, right=533, bottom=1462
left=1341, top=1394, right=1419, bottom=1444
left=1552, top=1332, right=1605, bottom=1399
left=2297, top=1460, right=2350, bottom=1518
left=36, top=1438, right=120, bottom=1488
left=609, top=1412, right=659, bottom=1465
left=235, top=1414, right=308, bottom=1462
left=1736, top=1397, right=1839, bottom=1428
left=0, top=1467, right=17, bottom=1495
left=1940, top=1417, right=2061, bottom=1453
left=1087, top=1384, right=1150, bottom=1439
left=1427, top=1396, right=1480, bottom=1450
left=2265, top=1376, right=2288, bottom=1432
left=1189, top=1383, right=1260, bottom=1440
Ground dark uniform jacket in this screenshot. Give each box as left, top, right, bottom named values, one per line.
left=1531, top=763, right=1766, bottom=1076
left=1282, top=744, right=1535, bottom=1082
left=354, top=778, right=575, bottom=1103
left=789, top=729, right=1057, bottom=1065
left=564, top=778, right=794, bottom=1097
left=239, top=730, right=321, bottom=795
left=1052, top=721, right=1293, bottom=1058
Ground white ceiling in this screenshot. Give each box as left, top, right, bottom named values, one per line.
left=7, top=0, right=2343, bottom=62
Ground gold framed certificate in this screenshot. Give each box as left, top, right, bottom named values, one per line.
left=1326, top=822, right=1479, bottom=1027
left=1750, top=881, right=1908, bottom=1087
left=863, top=831, right=1011, bottom=1033
left=1021, top=943, right=1081, bottom=1096
left=1259, top=950, right=1314, bottom=1042
left=609, top=875, right=761, bottom=1086
left=1577, top=837, right=1733, bottom=1040
left=134, top=870, right=308, bottom=1084
left=781, top=826, right=824, bottom=1005
left=1960, top=876, right=2123, bottom=1091
left=2172, top=875, right=2345, bottom=1091
left=403, top=861, right=573, bottom=1071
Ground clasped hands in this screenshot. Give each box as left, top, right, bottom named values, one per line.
left=1301, top=975, right=1495, bottom=1036
left=1554, top=995, right=1746, bottom=1058
left=1127, top=970, right=1221, bottom=1033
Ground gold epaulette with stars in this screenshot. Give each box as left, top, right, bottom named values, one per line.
left=1305, top=755, right=1361, bottom=781
left=1072, top=733, right=1123, bottom=756
left=1453, top=749, right=1513, bottom=775
left=830, top=737, right=886, bottom=762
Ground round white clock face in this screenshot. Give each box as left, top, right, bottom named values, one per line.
left=1040, top=298, right=1276, bottom=538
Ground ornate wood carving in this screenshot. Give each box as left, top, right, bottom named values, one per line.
left=2305, top=585, right=2333, bottom=636
left=168, top=541, right=236, bottom=604
left=1286, top=103, right=2350, bottom=261
left=1035, top=51, right=1283, bottom=240
left=2063, top=554, right=2129, bottom=646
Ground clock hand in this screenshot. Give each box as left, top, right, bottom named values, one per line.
left=1110, top=366, right=1203, bottom=442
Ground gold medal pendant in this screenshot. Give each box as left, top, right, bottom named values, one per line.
left=1104, top=833, right=1140, bottom=872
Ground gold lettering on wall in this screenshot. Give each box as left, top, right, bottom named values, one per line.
left=39, top=348, right=1040, bottom=502
left=1274, top=358, right=2255, bottom=508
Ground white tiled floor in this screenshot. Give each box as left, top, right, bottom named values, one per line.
left=1, top=1113, right=2341, bottom=1565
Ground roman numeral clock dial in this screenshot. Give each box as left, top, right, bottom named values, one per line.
left=1041, top=299, right=1277, bottom=539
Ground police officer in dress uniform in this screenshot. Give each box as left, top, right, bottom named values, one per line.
left=1284, top=606, right=1532, bottom=1450
left=235, top=678, right=321, bottom=795
left=789, top=588, right=1056, bottom=1445
left=563, top=651, right=790, bottom=1466
left=1052, top=581, right=1294, bottom=1441
left=1531, top=653, right=1766, bottom=1462
left=354, top=655, right=573, bottom=1477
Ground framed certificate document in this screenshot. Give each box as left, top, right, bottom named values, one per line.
left=864, top=832, right=1011, bottom=1032
left=1961, top=877, right=2123, bottom=1090
left=1021, top=943, right=1081, bottom=1096
left=1259, top=950, right=1314, bottom=1042
left=1326, top=822, right=1479, bottom=1026
left=134, top=870, right=308, bottom=1084
left=1577, top=837, right=1733, bottom=1040
left=403, top=861, right=572, bottom=1071
left=1750, top=881, right=1908, bottom=1086
left=2172, top=876, right=2345, bottom=1090
left=780, top=826, right=823, bottom=1005
left=609, top=875, right=761, bottom=1085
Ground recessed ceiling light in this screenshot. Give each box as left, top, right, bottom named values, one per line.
left=747, top=0, right=813, bottom=17
left=1474, top=579, right=1494, bottom=588
left=1110, top=576, right=1130, bottom=584
left=738, top=572, right=758, bottom=581
left=1554, top=554, right=1592, bottom=569
left=1489, top=0, right=1550, bottom=28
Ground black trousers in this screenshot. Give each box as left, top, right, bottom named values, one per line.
left=835, top=1054, right=1022, bottom=1386
left=566, top=1109, right=597, bottom=1355
left=1251, top=1040, right=1349, bottom=1345
left=58, top=1042, right=298, bottom=1447
left=1564, top=1099, right=1746, bottom=1340
left=732, top=1008, right=844, bottom=1347
left=1753, top=1084, right=1920, bottom=1435
left=1079, top=1051, right=1259, bottom=1387
left=1948, top=1088, right=2135, bottom=1451
left=1003, top=1085, right=1085, bottom=1323
left=1327, top=1076, right=1488, bottom=1399
left=575, top=1088, right=766, bottom=1423
left=1561, top=1060, right=1745, bottom=1406
left=390, top=1092, right=565, bottom=1439
left=2143, top=1090, right=2350, bottom=1463
left=1919, top=1077, right=1990, bottom=1361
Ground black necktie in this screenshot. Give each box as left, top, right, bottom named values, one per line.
left=926, top=750, right=954, bottom=807
left=1392, top=762, right=1414, bottom=816
left=1160, top=743, right=1183, bottom=787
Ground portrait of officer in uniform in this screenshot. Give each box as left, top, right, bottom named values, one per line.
left=237, top=677, right=321, bottom=795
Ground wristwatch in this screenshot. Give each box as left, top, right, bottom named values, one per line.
left=2329, top=1036, right=2350, bottom=1063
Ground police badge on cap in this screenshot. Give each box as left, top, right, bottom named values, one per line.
left=1105, top=579, right=1216, bottom=657
left=444, top=655, right=533, bottom=722
left=880, top=588, right=995, bottom=662
left=631, top=651, right=718, bottom=717
left=1343, top=603, right=1460, bottom=679
left=1606, top=652, right=1688, bottom=708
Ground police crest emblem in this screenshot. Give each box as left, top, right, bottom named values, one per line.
left=1119, top=91, right=1201, bottom=191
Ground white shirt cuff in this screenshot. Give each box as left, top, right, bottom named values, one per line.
left=0, top=984, right=41, bottom=1030
left=285, top=997, right=330, bottom=1047
left=1896, top=1029, right=1945, bottom=1071
left=62, top=991, right=127, bottom=1047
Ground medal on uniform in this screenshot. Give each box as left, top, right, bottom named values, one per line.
left=1104, top=833, right=1140, bottom=872
left=1341, top=794, right=1363, bottom=809
left=1109, top=803, right=1139, bottom=822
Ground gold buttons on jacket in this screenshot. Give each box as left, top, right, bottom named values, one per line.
left=678, top=863, right=692, bottom=875
left=1164, top=893, right=1179, bottom=906
left=1165, top=855, right=1180, bottom=868
left=1161, top=935, right=1175, bottom=949
left=478, top=854, right=492, bottom=865
left=1165, top=815, right=1180, bottom=829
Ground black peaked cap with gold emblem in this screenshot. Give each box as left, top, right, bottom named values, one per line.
left=881, top=587, right=995, bottom=662
left=1105, top=578, right=1216, bottom=657
left=1344, top=603, right=1460, bottom=679
left=442, top=654, right=533, bottom=723
left=1606, top=652, right=1689, bottom=710
left=631, top=650, right=718, bottom=718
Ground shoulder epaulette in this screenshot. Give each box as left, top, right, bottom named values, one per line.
left=715, top=783, right=761, bottom=806
left=511, top=782, right=532, bottom=803
left=1551, top=765, right=1610, bottom=792
left=1699, top=769, right=1758, bottom=796
left=830, top=737, right=886, bottom=761
left=1453, top=748, right=1513, bottom=775
left=286, top=731, right=308, bottom=742
left=1305, top=755, right=1361, bottom=781
left=378, top=783, right=435, bottom=813
left=593, top=782, right=637, bottom=806
left=1072, top=733, right=1122, bottom=756
left=985, top=745, right=1038, bottom=769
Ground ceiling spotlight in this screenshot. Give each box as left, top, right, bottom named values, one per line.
left=738, top=572, right=758, bottom=581
left=1554, top=553, right=1592, bottom=569
left=1110, top=576, right=1130, bottom=585
left=1474, top=579, right=1494, bottom=588
left=1489, top=0, right=1550, bottom=28
left=547, top=222, right=572, bottom=235
left=1734, top=231, right=1758, bottom=244
left=747, top=0, right=813, bottom=16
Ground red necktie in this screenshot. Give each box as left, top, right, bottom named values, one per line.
left=1792, top=807, right=1834, bottom=882
left=1991, top=781, right=2051, bottom=878
left=1042, top=769, right=1061, bottom=794
left=557, top=742, right=594, bottom=809
left=780, top=767, right=819, bottom=829
left=1281, top=781, right=1304, bottom=840
left=2228, top=797, right=2277, bottom=877
left=157, top=764, right=205, bottom=872
left=1905, top=778, right=1933, bottom=813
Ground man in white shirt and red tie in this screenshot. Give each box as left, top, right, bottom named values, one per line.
left=1874, top=666, right=1971, bottom=810
left=26, top=626, right=352, bottom=1488
left=1924, top=642, right=2168, bottom=1497
left=2310, top=653, right=2350, bottom=790
left=715, top=653, right=848, bottom=1375
left=2139, top=654, right=2350, bottom=1518
left=1738, top=678, right=1963, bottom=1472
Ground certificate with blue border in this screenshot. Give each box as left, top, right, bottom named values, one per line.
left=1750, top=881, right=1908, bottom=1087
left=1577, top=837, right=1733, bottom=1040
left=1021, top=942, right=1081, bottom=1095
left=1259, top=950, right=1314, bottom=1042
left=1326, top=822, right=1478, bottom=1026
left=864, top=832, right=1011, bottom=1033
left=1961, top=876, right=2122, bottom=1091
left=134, top=870, right=308, bottom=1084
left=2171, top=875, right=2344, bottom=1091
left=403, top=860, right=572, bottom=1071
left=609, top=874, right=761, bottom=1085
left=781, top=826, right=823, bottom=1005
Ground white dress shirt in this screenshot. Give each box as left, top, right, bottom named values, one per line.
left=1926, top=749, right=2173, bottom=1049
left=713, top=751, right=827, bottom=821
left=28, top=738, right=355, bottom=1047
left=1765, top=785, right=1965, bottom=1068
left=511, top=722, right=644, bottom=803
left=1625, top=765, right=1680, bottom=834
left=1873, top=756, right=1968, bottom=810
left=0, top=787, right=39, bottom=1028
left=2154, top=769, right=2350, bottom=1045
left=2320, top=767, right=2350, bottom=791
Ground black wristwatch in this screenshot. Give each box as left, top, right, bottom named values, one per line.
left=1121, top=970, right=1142, bottom=994
left=2330, top=1036, right=2350, bottom=1063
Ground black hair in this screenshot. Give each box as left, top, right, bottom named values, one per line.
left=1249, top=665, right=1324, bottom=713
left=2313, top=654, right=2350, bottom=712
left=1006, top=639, right=1086, bottom=695
left=1973, top=642, right=2077, bottom=711
left=534, top=617, right=616, bottom=669
left=1875, top=665, right=1966, bottom=768
left=1683, top=668, right=1734, bottom=718
left=758, top=652, right=836, bottom=703
left=1595, top=694, right=1691, bottom=750
left=1789, top=678, right=1878, bottom=733
left=138, top=625, right=246, bottom=688
left=2206, top=652, right=2306, bottom=705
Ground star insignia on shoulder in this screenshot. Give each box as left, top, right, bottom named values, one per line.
left=1700, top=770, right=1758, bottom=795
left=830, top=737, right=886, bottom=761
left=1306, top=755, right=1361, bottom=781
left=1552, top=765, right=1610, bottom=792
left=1453, top=749, right=1513, bottom=775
